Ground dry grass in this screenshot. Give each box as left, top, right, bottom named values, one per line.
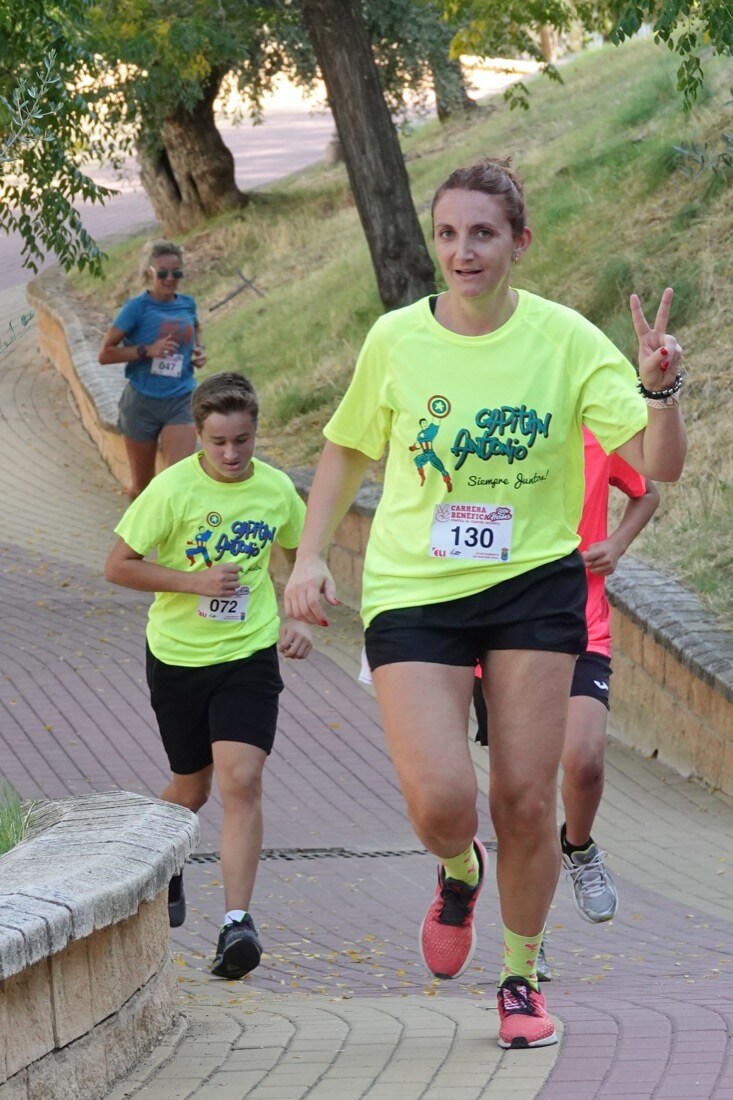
left=71, top=37, right=733, bottom=620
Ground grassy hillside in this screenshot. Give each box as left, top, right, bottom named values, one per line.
left=73, top=37, right=733, bottom=621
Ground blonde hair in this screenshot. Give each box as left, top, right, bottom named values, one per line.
left=140, top=239, right=184, bottom=285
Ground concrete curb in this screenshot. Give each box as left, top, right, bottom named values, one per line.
left=0, top=792, right=199, bottom=1099
left=0, top=791, right=198, bottom=980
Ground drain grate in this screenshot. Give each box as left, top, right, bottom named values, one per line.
left=188, top=840, right=497, bottom=865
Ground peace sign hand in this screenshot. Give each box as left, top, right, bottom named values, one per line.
left=630, top=287, right=683, bottom=392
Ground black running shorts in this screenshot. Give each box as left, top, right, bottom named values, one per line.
left=364, top=552, right=588, bottom=671
left=570, top=651, right=612, bottom=710
left=145, top=643, right=284, bottom=775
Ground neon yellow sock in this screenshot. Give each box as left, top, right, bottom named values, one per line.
left=441, top=842, right=479, bottom=888
left=499, top=926, right=544, bottom=990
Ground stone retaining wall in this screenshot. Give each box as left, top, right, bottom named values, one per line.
left=0, top=791, right=199, bottom=1100
left=28, top=275, right=733, bottom=796
left=27, top=270, right=132, bottom=488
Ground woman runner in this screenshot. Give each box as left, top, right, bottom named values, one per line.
left=284, top=157, right=686, bottom=1048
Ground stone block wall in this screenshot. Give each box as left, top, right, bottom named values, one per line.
left=0, top=792, right=199, bottom=1100
left=606, top=557, right=733, bottom=792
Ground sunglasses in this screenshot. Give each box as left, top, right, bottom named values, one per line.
left=155, top=268, right=184, bottom=280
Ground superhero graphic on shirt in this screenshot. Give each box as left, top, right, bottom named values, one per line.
left=409, top=419, right=453, bottom=492
left=186, top=527, right=213, bottom=567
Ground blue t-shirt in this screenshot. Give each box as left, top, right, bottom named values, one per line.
left=114, top=292, right=198, bottom=398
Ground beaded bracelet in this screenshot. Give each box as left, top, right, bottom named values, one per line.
left=638, top=373, right=683, bottom=401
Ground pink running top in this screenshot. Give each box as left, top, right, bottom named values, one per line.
left=581, top=426, right=646, bottom=657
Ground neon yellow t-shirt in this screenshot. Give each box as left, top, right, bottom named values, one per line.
left=324, top=291, right=648, bottom=628
left=115, top=454, right=305, bottom=666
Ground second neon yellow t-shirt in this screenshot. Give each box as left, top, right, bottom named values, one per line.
left=115, top=454, right=305, bottom=666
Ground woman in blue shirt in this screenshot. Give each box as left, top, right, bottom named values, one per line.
left=99, top=240, right=207, bottom=499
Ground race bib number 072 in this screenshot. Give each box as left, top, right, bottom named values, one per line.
left=430, top=502, right=513, bottom=562
left=196, top=585, right=250, bottom=622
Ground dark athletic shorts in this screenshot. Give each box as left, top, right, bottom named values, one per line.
left=145, top=643, right=284, bottom=775
left=570, top=651, right=612, bottom=710
left=364, top=551, right=588, bottom=671
left=118, top=383, right=194, bottom=443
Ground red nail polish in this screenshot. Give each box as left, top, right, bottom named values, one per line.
left=321, top=619, right=329, bottom=627
left=660, top=348, right=668, bottom=356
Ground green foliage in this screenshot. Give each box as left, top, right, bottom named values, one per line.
left=425, top=0, right=613, bottom=107
left=364, top=0, right=475, bottom=122
left=85, top=0, right=307, bottom=143
left=432, top=0, right=732, bottom=111
left=611, top=0, right=733, bottom=109
left=673, top=132, right=733, bottom=177
left=0, top=783, right=34, bottom=856
left=0, top=0, right=117, bottom=275
left=85, top=0, right=477, bottom=149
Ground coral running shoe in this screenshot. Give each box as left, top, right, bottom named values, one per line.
left=419, top=839, right=487, bottom=979
left=497, top=975, right=557, bottom=1048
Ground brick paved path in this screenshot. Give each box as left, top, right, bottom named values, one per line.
left=2, top=299, right=733, bottom=1098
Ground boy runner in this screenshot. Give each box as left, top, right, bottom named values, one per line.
left=105, top=371, right=312, bottom=979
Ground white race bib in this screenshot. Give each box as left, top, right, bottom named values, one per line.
left=196, top=585, right=250, bottom=622
left=151, top=353, right=184, bottom=378
left=430, top=502, right=513, bottom=562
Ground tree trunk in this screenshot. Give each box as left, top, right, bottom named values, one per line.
left=430, top=54, right=477, bottom=122
left=138, top=68, right=248, bottom=235
left=300, top=0, right=435, bottom=310
left=539, top=25, right=558, bottom=63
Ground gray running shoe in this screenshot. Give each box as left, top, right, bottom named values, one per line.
left=536, top=939, right=552, bottom=982
left=562, top=842, right=618, bottom=923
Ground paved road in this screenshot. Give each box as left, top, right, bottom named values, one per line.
left=1, top=284, right=733, bottom=1097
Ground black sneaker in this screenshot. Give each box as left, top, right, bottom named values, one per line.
left=168, top=872, right=186, bottom=928
left=210, top=914, right=262, bottom=979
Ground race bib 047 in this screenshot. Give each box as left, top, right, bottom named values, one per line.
left=151, top=353, right=184, bottom=378
left=430, top=502, right=513, bottom=562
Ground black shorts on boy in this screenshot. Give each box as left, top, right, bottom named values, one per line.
left=145, top=643, right=284, bottom=775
